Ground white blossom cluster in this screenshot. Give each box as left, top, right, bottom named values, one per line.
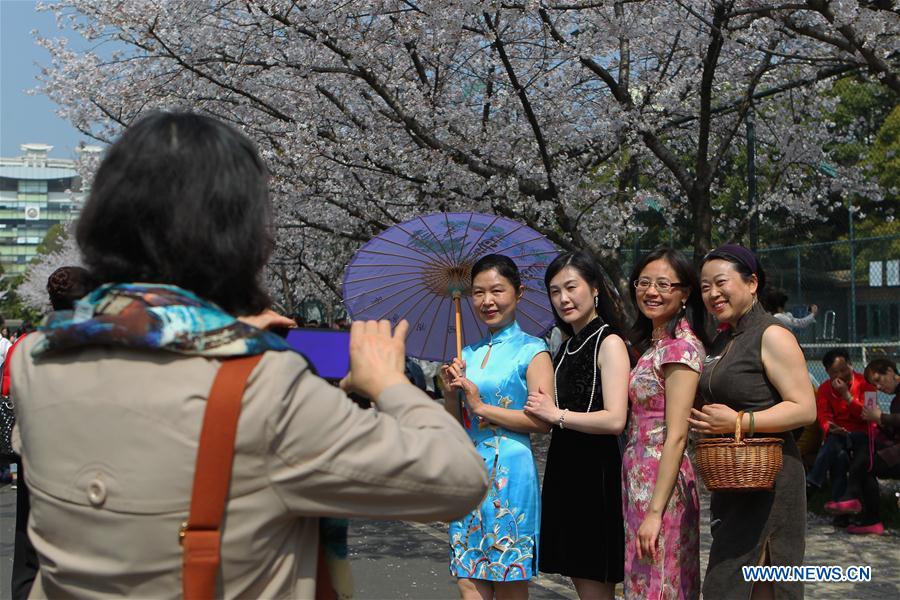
left=27, top=0, right=898, bottom=308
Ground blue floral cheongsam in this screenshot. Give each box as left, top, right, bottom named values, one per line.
left=449, top=321, right=548, bottom=582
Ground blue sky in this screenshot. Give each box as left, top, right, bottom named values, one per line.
left=1, top=0, right=87, bottom=158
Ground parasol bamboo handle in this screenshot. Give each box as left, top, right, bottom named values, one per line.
left=453, top=292, right=463, bottom=361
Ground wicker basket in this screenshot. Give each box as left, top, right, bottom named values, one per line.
left=695, top=411, right=784, bottom=492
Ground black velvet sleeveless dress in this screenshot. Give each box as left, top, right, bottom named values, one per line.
left=539, top=317, right=625, bottom=582
left=698, top=302, right=805, bottom=599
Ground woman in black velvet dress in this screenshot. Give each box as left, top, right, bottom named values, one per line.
left=525, top=251, right=630, bottom=600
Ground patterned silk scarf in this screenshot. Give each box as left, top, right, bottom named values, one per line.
left=34, top=283, right=352, bottom=598
left=33, top=283, right=292, bottom=358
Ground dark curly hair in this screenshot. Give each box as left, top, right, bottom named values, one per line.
left=47, top=266, right=96, bottom=311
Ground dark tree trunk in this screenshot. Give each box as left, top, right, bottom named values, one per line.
left=690, top=186, right=714, bottom=264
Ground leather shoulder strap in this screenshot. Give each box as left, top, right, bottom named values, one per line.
left=182, top=354, right=263, bottom=600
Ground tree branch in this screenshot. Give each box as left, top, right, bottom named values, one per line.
left=145, top=19, right=294, bottom=123
left=298, top=256, right=343, bottom=298
left=706, top=40, right=777, bottom=184
left=661, top=63, right=861, bottom=130
left=483, top=11, right=557, bottom=195
left=804, top=0, right=900, bottom=95
left=694, top=2, right=729, bottom=186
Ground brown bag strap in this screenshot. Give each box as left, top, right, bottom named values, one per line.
left=181, top=354, right=263, bottom=600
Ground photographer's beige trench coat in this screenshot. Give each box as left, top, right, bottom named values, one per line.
left=11, top=333, right=488, bottom=599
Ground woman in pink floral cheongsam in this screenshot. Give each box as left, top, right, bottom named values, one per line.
left=623, top=248, right=709, bottom=599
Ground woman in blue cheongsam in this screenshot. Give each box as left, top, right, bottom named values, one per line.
left=441, top=254, right=555, bottom=600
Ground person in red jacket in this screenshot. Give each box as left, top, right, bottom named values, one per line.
left=828, top=358, right=900, bottom=534
left=806, top=349, right=875, bottom=510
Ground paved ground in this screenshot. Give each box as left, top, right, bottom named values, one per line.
left=348, top=520, right=573, bottom=599
left=2, top=446, right=898, bottom=599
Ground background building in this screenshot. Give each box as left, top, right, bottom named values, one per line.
left=0, top=143, right=99, bottom=275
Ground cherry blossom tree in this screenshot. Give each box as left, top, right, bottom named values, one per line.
left=32, top=0, right=898, bottom=311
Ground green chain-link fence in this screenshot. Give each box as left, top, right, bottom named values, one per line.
left=759, top=232, right=900, bottom=345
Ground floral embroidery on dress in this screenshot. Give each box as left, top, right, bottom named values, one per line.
left=448, top=321, right=545, bottom=582
left=450, top=460, right=535, bottom=580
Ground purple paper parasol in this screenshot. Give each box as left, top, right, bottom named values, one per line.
left=342, top=212, right=559, bottom=362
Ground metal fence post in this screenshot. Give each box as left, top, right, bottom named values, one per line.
left=633, top=232, right=640, bottom=276
left=849, top=198, right=857, bottom=342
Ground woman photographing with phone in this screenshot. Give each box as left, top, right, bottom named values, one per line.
left=10, top=112, right=489, bottom=598
left=441, top=254, right=554, bottom=600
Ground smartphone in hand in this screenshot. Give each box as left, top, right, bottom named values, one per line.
left=284, top=328, right=351, bottom=380
left=864, top=391, right=878, bottom=410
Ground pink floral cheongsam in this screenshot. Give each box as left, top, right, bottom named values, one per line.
left=623, top=318, right=704, bottom=599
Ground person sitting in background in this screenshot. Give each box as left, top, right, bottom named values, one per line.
left=807, top=349, right=875, bottom=513
left=795, top=420, right=823, bottom=472
left=827, top=358, right=900, bottom=535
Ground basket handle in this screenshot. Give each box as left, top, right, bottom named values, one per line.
left=734, top=410, right=745, bottom=443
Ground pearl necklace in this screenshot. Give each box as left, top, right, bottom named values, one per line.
left=554, top=323, right=608, bottom=414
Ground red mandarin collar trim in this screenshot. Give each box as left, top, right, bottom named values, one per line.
left=718, top=301, right=766, bottom=336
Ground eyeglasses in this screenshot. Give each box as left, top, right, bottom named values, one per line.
left=633, top=278, right=684, bottom=293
